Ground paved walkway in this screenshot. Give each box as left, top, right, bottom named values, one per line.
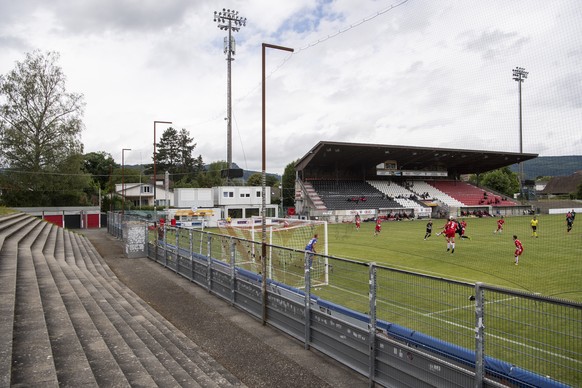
left=82, top=228, right=370, bottom=388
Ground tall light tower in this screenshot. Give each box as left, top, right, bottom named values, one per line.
left=513, top=66, right=528, bottom=199
left=214, top=8, right=246, bottom=180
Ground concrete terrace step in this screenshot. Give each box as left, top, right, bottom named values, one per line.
left=31, top=222, right=98, bottom=387
left=52, top=227, right=165, bottom=387
left=11, top=220, right=59, bottom=387
left=61, top=239, right=201, bottom=387
left=0, top=216, right=40, bottom=387
left=73, top=232, right=243, bottom=387
left=42, top=224, right=131, bottom=387
left=68, top=227, right=242, bottom=386
left=0, top=214, right=246, bottom=388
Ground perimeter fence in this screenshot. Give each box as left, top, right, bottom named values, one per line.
left=109, top=214, right=581, bottom=388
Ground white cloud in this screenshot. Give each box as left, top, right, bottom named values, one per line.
left=1, top=0, right=580, bottom=174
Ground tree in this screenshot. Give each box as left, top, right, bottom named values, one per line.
left=196, top=161, right=227, bottom=188
left=246, top=172, right=279, bottom=187
left=0, top=50, right=86, bottom=206
left=155, top=126, right=200, bottom=181
left=281, top=160, right=298, bottom=208
left=479, top=167, right=520, bottom=197
left=84, top=151, right=117, bottom=190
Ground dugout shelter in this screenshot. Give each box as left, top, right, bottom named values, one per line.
left=295, top=141, right=538, bottom=221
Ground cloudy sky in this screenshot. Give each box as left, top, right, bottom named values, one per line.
left=1, top=0, right=580, bottom=174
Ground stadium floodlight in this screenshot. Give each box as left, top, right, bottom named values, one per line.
left=261, top=43, right=294, bottom=325
left=153, top=121, right=172, bottom=205
left=213, top=8, right=247, bottom=181
left=513, top=67, right=528, bottom=199
left=122, top=148, right=131, bottom=215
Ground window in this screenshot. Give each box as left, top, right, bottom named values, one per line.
left=223, top=191, right=234, bottom=198
left=141, top=185, right=151, bottom=193
left=256, top=191, right=261, bottom=197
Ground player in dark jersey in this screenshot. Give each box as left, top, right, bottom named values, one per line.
left=305, top=234, right=318, bottom=269
left=424, top=220, right=433, bottom=240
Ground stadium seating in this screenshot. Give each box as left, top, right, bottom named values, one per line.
left=0, top=214, right=242, bottom=387
left=408, top=180, right=465, bottom=208
left=301, top=181, right=327, bottom=210
left=426, top=180, right=517, bottom=206
left=367, top=180, right=429, bottom=209
left=309, top=180, right=402, bottom=210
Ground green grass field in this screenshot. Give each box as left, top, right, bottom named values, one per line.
left=156, top=214, right=581, bottom=385
left=325, top=214, right=582, bottom=302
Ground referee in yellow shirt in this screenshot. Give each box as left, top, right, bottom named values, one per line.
left=530, top=216, right=539, bottom=238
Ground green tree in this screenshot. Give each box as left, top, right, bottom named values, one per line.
left=246, top=172, right=279, bottom=187
left=479, top=167, right=520, bottom=197
left=281, top=160, right=298, bottom=208
left=155, top=127, right=200, bottom=180
left=0, top=50, right=86, bottom=206
left=84, top=151, right=117, bottom=190
left=196, top=161, right=227, bottom=188
left=576, top=181, right=582, bottom=200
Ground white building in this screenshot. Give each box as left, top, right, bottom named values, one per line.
left=115, top=183, right=173, bottom=208
left=117, top=184, right=280, bottom=219
left=175, top=186, right=278, bottom=219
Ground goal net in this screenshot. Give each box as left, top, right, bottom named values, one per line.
left=218, top=217, right=328, bottom=288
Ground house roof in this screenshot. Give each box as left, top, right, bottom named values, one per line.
left=541, top=171, right=582, bottom=194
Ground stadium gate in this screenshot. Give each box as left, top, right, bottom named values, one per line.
left=16, top=206, right=102, bottom=229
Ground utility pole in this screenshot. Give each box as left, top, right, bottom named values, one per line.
left=513, top=67, right=528, bottom=200
left=121, top=148, right=131, bottom=215
left=153, top=120, right=172, bottom=205
left=214, top=8, right=246, bottom=180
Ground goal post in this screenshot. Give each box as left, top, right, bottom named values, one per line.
left=218, top=217, right=329, bottom=287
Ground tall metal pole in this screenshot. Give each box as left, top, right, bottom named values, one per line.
left=513, top=67, right=528, bottom=199
left=227, top=24, right=233, bottom=170
left=122, top=148, right=131, bottom=215
left=153, top=120, right=172, bottom=205
left=214, top=8, right=246, bottom=179
left=261, top=43, right=294, bottom=325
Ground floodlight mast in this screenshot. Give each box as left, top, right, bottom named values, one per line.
left=513, top=67, right=528, bottom=200
left=213, top=8, right=247, bottom=181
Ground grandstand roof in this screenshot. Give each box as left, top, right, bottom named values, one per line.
left=296, top=141, right=538, bottom=178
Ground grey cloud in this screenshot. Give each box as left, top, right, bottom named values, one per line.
left=0, top=35, right=30, bottom=52
left=461, top=29, right=530, bottom=60
left=44, top=0, right=198, bottom=35
left=536, top=72, right=582, bottom=109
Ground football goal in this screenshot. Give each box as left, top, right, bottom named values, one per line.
left=218, top=217, right=328, bottom=288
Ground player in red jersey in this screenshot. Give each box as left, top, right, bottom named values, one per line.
left=374, top=217, right=382, bottom=236
left=443, top=216, right=457, bottom=253
left=355, top=213, right=361, bottom=230
left=494, top=216, right=505, bottom=234
left=513, top=235, right=523, bottom=265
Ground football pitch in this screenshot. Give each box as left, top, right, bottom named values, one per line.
left=158, top=214, right=582, bottom=385
left=326, top=214, right=582, bottom=302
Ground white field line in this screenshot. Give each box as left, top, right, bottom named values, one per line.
left=326, top=283, right=581, bottom=365
left=427, top=296, right=518, bottom=316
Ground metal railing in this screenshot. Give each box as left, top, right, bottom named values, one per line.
left=109, top=213, right=581, bottom=388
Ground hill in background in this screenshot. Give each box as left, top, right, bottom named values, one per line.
left=511, top=155, right=582, bottom=180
